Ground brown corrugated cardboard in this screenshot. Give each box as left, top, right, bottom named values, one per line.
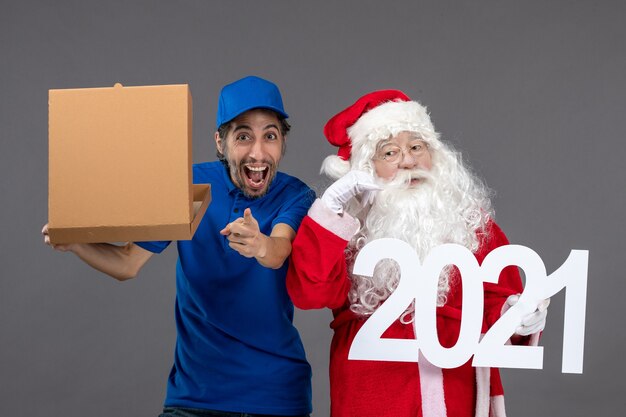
left=48, top=83, right=211, bottom=244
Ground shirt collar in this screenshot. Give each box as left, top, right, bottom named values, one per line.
left=220, top=162, right=240, bottom=195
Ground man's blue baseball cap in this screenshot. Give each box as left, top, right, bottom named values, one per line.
left=216, top=75, right=288, bottom=129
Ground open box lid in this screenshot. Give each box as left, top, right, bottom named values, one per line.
left=48, top=83, right=211, bottom=244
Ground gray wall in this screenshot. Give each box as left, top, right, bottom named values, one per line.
left=2, top=0, right=624, bottom=415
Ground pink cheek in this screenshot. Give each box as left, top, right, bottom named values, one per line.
left=378, top=166, right=397, bottom=180
left=419, top=154, right=433, bottom=171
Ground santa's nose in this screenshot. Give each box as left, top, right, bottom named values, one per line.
left=397, top=152, right=417, bottom=169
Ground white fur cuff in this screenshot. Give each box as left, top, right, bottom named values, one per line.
left=308, top=199, right=360, bottom=241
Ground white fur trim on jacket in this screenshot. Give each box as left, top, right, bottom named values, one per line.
left=418, top=351, right=448, bottom=417
left=475, top=367, right=491, bottom=417
left=490, top=395, right=507, bottom=417
left=307, top=199, right=360, bottom=241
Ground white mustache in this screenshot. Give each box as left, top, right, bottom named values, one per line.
left=381, top=169, right=434, bottom=189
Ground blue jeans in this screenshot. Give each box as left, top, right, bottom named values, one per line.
left=158, top=407, right=310, bottom=417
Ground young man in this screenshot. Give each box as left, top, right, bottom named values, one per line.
left=43, top=76, right=314, bottom=417
left=287, top=90, right=549, bottom=417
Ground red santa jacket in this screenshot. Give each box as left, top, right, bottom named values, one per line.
left=287, top=199, right=530, bottom=417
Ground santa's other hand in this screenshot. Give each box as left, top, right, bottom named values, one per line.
left=506, top=295, right=550, bottom=336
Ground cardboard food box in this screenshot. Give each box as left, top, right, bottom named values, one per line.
left=48, top=83, right=211, bottom=244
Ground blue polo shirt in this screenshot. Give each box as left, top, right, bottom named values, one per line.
left=137, top=161, right=314, bottom=415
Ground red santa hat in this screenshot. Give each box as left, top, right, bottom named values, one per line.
left=321, top=90, right=438, bottom=179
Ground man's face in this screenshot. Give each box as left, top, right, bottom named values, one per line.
left=215, top=109, right=285, bottom=198
left=372, top=131, right=433, bottom=185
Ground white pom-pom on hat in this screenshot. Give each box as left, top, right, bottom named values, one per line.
left=320, top=154, right=351, bottom=180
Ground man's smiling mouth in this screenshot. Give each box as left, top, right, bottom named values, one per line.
left=243, top=164, right=269, bottom=189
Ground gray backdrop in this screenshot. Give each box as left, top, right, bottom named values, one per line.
left=2, top=0, right=624, bottom=416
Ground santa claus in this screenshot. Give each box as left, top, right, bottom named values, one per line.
left=286, top=90, right=549, bottom=417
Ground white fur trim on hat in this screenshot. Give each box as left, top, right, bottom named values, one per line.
left=348, top=100, right=438, bottom=152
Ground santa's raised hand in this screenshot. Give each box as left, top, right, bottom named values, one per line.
left=220, top=208, right=268, bottom=259
left=321, top=170, right=382, bottom=214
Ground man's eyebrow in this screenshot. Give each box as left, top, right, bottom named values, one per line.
left=232, top=123, right=279, bottom=132
left=232, top=124, right=251, bottom=133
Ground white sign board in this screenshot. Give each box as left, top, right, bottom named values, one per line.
left=348, top=239, right=588, bottom=374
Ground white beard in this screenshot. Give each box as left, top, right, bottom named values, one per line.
left=347, top=165, right=490, bottom=319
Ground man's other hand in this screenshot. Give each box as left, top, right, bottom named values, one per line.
left=42, top=223, right=75, bottom=252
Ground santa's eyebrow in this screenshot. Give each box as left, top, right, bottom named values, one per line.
left=407, top=133, right=425, bottom=141
left=376, top=140, right=395, bottom=149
